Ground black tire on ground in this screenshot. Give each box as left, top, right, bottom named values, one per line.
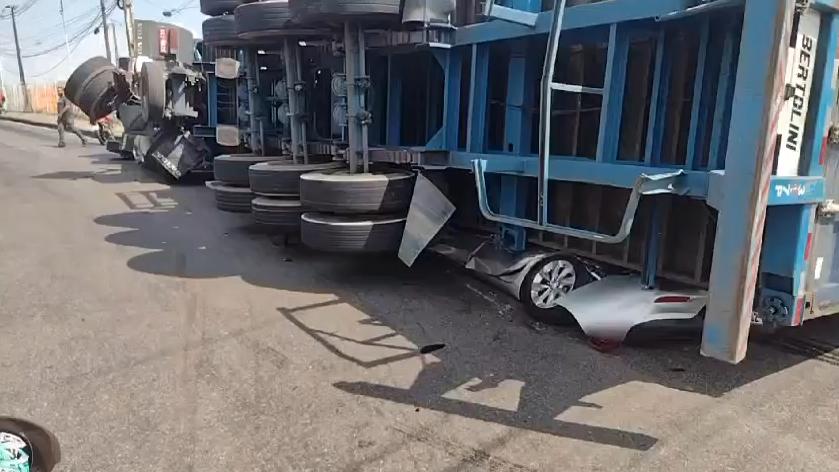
left=0, top=418, right=60, bottom=472
left=301, top=212, right=406, bottom=253
left=300, top=169, right=415, bottom=214
left=249, top=160, right=345, bottom=196
left=140, top=62, right=166, bottom=123
left=118, top=103, right=146, bottom=132
left=202, top=16, right=241, bottom=46
left=200, top=0, right=243, bottom=16
left=214, top=154, right=280, bottom=186
left=106, top=140, right=122, bottom=153
left=235, top=1, right=297, bottom=39
left=65, top=56, right=113, bottom=104
left=290, top=0, right=401, bottom=23
left=519, top=256, right=592, bottom=326
left=207, top=180, right=255, bottom=213
left=251, top=197, right=306, bottom=231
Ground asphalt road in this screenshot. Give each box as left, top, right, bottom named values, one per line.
left=1, top=120, right=839, bottom=471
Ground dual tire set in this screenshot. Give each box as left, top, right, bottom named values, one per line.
left=201, top=0, right=411, bottom=253
left=209, top=154, right=416, bottom=253
left=248, top=159, right=343, bottom=234
left=201, top=0, right=404, bottom=47
left=206, top=154, right=273, bottom=213
left=299, top=169, right=415, bottom=253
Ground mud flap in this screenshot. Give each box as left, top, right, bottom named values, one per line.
left=146, top=129, right=209, bottom=179
left=398, top=173, right=456, bottom=267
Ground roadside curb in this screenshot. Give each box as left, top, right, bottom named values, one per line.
left=0, top=114, right=99, bottom=139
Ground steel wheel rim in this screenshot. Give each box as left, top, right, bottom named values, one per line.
left=530, top=259, right=576, bottom=309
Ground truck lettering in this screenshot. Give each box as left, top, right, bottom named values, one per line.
left=787, top=124, right=801, bottom=151
left=775, top=183, right=808, bottom=198
left=784, top=36, right=816, bottom=154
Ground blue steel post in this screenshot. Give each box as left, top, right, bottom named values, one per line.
left=702, top=0, right=794, bottom=363
left=466, top=44, right=490, bottom=153
left=501, top=40, right=531, bottom=251
left=684, top=18, right=711, bottom=170
left=644, top=30, right=667, bottom=165
left=596, top=23, right=629, bottom=163
left=708, top=21, right=738, bottom=170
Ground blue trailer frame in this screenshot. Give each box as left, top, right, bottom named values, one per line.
left=355, top=0, right=839, bottom=363
left=200, top=0, right=839, bottom=364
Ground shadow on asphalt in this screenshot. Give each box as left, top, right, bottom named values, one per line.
left=55, top=150, right=839, bottom=454
left=32, top=151, right=212, bottom=186
left=32, top=152, right=162, bottom=185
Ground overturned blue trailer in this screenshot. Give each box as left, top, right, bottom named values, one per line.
left=200, top=0, right=839, bottom=363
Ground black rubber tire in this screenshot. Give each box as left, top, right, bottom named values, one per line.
left=66, top=57, right=119, bottom=120
left=200, top=0, right=243, bottom=16
left=252, top=197, right=306, bottom=231
left=290, top=0, right=401, bottom=23
left=214, top=154, right=280, bottom=186
left=106, top=139, right=122, bottom=153
left=118, top=102, right=146, bottom=132
left=76, top=74, right=113, bottom=119
left=207, top=180, right=255, bottom=213
left=0, top=418, right=61, bottom=472
left=301, top=212, right=406, bottom=253
left=235, top=1, right=298, bottom=39
left=140, top=62, right=166, bottom=124
left=520, top=256, right=592, bottom=326
left=65, top=56, right=113, bottom=104
left=300, top=169, right=415, bottom=214
left=202, top=16, right=241, bottom=46
left=249, top=160, right=345, bottom=196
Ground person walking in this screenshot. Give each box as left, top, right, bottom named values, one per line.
left=56, top=87, right=86, bottom=148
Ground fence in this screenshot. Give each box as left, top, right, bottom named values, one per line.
left=4, top=83, right=61, bottom=114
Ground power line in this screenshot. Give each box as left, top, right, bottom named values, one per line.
left=17, top=2, right=116, bottom=58
left=29, top=34, right=84, bottom=77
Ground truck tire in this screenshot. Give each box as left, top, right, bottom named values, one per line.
left=118, top=102, right=146, bottom=132
left=66, top=56, right=118, bottom=120
left=202, top=16, right=241, bottom=46
left=207, top=180, right=255, bottom=213
left=65, top=56, right=112, bottom=104
left=290, top=0, right=401, bottom=22
left=81, top=83, right=117, bottom=121
left=214, top=154, right=280, bottom=186
left=235, top=1, right=298, bottom=39
left=140, top=62, right=166, bottom=124
left=248, top=160, right=345, bottom=196
left=300, top=169, right=415, bottom=214
left=106, top=140, right=122, bottom=153
left=252, top=197, right=306, bottom=230
left=301, top=212, right=406, bottom=253
left=200, top=0, right=243, bottom=16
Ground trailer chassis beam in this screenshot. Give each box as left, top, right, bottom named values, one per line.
left=701, top=0, right=795, bottom=363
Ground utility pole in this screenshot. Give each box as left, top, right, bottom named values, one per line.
left=111, top=22, right=119, bottom=59
left=59, top=0, right=72, bottom=74
left=120, top=0, right=136, bottom=57
left=99, top=0, right=112, bottom=63
left=6, top=5, right=31, bottom=112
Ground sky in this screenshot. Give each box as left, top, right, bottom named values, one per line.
left=0, top=0, right=207, bottom=84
